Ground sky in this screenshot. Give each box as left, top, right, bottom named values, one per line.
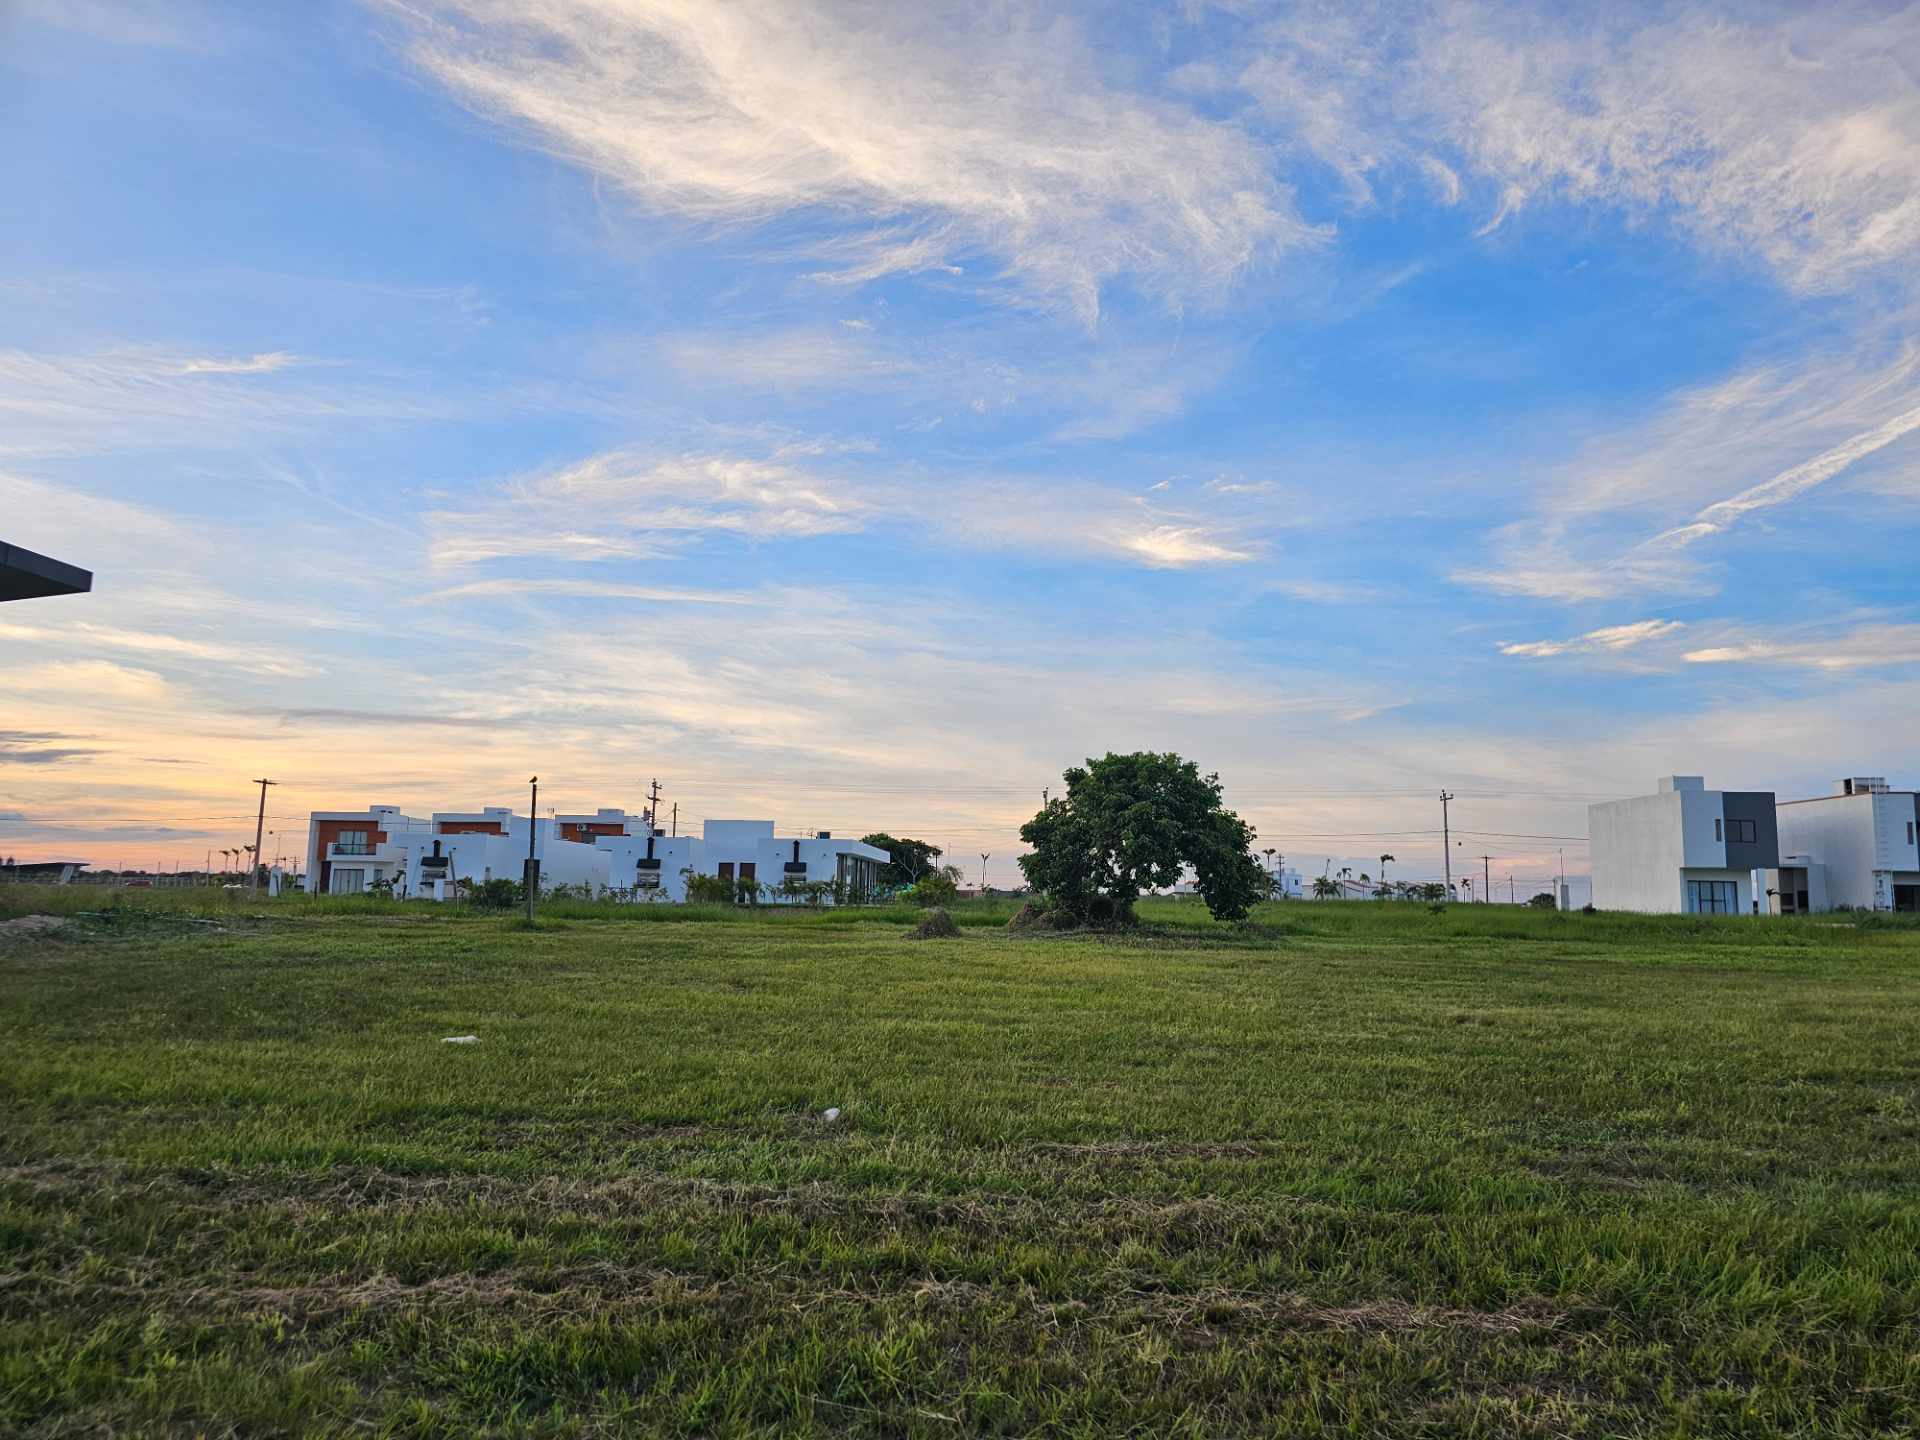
left=4, top=0, right=1920, bottom=891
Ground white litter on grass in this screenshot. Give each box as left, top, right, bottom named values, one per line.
left=821, top=1107, right=841, bottom=1123
left=442, top=1034, right=480, bottom=1045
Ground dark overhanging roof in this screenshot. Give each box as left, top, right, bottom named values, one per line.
left=0, top=541, right=92, bottom=602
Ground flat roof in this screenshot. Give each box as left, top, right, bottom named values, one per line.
left=0, top=541, right=92, bottom=602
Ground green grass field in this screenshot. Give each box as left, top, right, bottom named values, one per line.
left=3, top=890, right=1918, bottom=1436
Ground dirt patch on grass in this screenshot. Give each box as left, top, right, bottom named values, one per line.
left=0, top=914, right=68, bottom=940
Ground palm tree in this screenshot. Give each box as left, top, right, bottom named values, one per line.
left=1311, top=875, right=1340, bottom=900
left=1379, top=853, right=1395, bottom=888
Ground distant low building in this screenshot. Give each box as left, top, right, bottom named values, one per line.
left=1589, top=776, right=1778, bottom=915
left=303, top=806, right=888, bottom=904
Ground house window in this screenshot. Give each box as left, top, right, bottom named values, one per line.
left=335, top=829, right=372, bottom=856
left=739, top=862, right=756, bottom=882
left=1729, top=818, right=1757, bottom=844
left=1688, top=879, right=1736, bottom=914
left=717, top=862, right=734, bottom=880
left=334, top=868, right=366, bottom=895
left=1908, top=821, right=1916, bottom=846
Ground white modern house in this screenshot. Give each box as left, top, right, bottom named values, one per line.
left=1589, top=776, right=1779, bottom=914
left=1773, top=777, right=1920, bottom=913
left=304, top=806, right=889, bottom=904
left=304, top=805, right=612, bottom=899
left=692, top=821, right=890, bottom=904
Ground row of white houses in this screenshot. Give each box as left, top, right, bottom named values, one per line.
left=1591, top=776, right=1920, bottom=915
left=305, top=806, right=889, bottom=904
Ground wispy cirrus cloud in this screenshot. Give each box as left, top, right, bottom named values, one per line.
left=653, top=320, right=1245, bottom=441
left=1114, top=525, right=1260, bottom=569
left=411, top=577, right=756, bottom=606
left=176, top=351, right=302, bottom=375
left=1239, top=1, right=1920, bottom=295
left=0, top=618, right=314, bottom=677
left=0, top=345, right=447, bottom=457
left=425, top=449, right=872, bottom=569
left=1458, top=340, right=1920, bottom=601
left=1499, top=619, right=1686, bottom=659
left=388, top=0, right=1324, bottom=326
left=1682, top=622, right=1920, bottom=671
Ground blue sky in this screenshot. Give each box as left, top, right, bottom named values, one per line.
left=5, top=0, right=1919, bottom=888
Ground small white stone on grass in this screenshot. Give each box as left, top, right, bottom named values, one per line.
left=821, top=1107, right=841, bottom=1123
left=442, top=1034, right=480, bottom=1045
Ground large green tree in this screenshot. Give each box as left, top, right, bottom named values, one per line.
left=861, top=834, right=944, bottom=887
left=1018, top=752, right=1267, bottom=924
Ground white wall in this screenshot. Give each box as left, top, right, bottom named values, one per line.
left=594, top=832, right=695, bottom=901
left=1777, top=791, right=1920, bottom=910
left=1591, top=791, right=1689, bottom=912
left=697, top=820, right=776, bottom=878
left=1777, top=795, right=1880, bottom=909
left=753, top=835, right=889, bottom=902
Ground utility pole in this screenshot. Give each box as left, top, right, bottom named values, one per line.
left=980, top=852, right=990, bottom=891
left=248, top=779, right=275, bottom=898
left=671, top=802, right=678, bottom=838
left=1439, top=791, right=1455, bottom=898
left=644, top=778, right=663, bottom=833
left=1508, top=873, right=1515, bottom=904
left=526, top=776, right=539, bottom=925
left=1479, top=854, right=1492, bottom=904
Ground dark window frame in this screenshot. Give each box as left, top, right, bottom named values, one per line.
left=1688, top=879, right=1737, bottom=915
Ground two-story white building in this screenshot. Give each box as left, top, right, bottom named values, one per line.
left=1773, top=778, right=1920, bottom=913
left=304, top=805, right=613, bottom=898
left=1589, top=776, right=1779, bottom=914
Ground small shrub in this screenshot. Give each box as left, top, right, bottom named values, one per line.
left=910, top=908, right=961, bottom=940
left=910, top=868, right=960, bottom=908
left=683, top=872, right=737, bottom=905
left=469, top=878, right=519, bottom=911
left=1007, top=901, right=1048, bottom=931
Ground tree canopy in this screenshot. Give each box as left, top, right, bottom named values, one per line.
left=861, top=834, right=943, bottom=888
left=1017, top=752, right=1267, bottom=924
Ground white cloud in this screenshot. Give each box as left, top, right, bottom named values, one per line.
left=0, top=345, right=449, bottom=457
left=0, top=619, right=312, bottom=677
left=1500, top=619, right=1686, bottom=659
left=1110, top=524, right=1259, bottom=569
left=1682, top=622, right=1920, bottom=671
left=176, top=351, right=302, bottom=375
left=1458, top=340, right=1920, bottom=601
left=390, top=0, right=1325, bottom=325
left=650, top=320, right=1245, bottom=441
left=1244, top=1, right=1920, bottom=294
left=411, top=577, right=757, bottom=605
left=9, top=660, right=169, bottom=701
left=426, top=448, right=871, bottom=569
left=1636, top=399, right=1920, bottom=553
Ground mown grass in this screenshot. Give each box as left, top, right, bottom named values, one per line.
left=2, top=890, right=1918, bottom=1436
